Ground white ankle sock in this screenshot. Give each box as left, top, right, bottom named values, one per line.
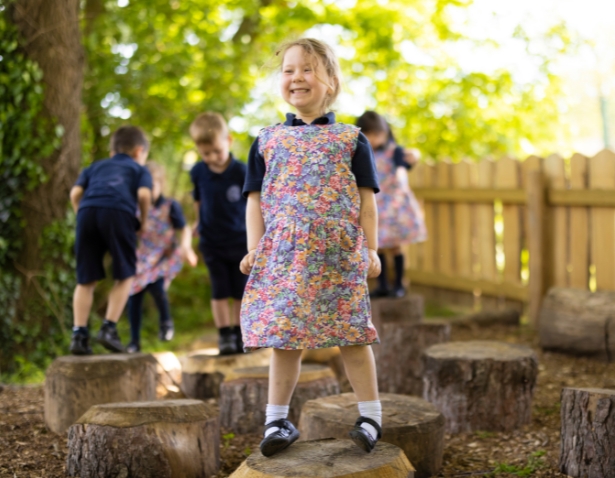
left=264, top=404, right=289, bottom=437
left=358, top=400, right=382, bottom=440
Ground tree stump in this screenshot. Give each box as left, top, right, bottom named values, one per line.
left=302, top=347, right=351, bottom=393
left=220, top=364, right=340, bottom=434
left=539, top=287, right=615, bottom=361
left=230, top=439, right=414, bottom=478
left=370, top=294, right=423, bottom=332
left=152, top=351, right=184, bottom=399
left=374, top=321, right=450, bottom=396
left=299, top=393, right=443, bottom=478
left=423, top=341, right=538, bottom=433
left=560, top=387, right=615, bottom=477
left=44, top=353, right=157, bottom=434
left=67, top=399, right=219, bottom=478
left=182, top=348, right=271, bottom=399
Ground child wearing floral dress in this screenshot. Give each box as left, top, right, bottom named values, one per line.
left=126, top=161, right=197, bottom=353
left=240, top=38, right=383, bottom=457
left=356, top=111, right=427, bottom=298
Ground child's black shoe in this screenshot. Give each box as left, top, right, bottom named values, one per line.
left=390, top=286, right=406, bottom=298
left=126, top=342, right=140, bottom=354
left=348, top=416, right=382, bottom=453
left=159, top=322, right=174, bottom=341
left=70, top=330, right=92, bottom=356
left=259, top=419, right=300, bottom=457
left=96, top=323, right=124, bottom=353
left=234, top=327, right=245, bottom=354
left=369, top=288, right=389, bottom=299
left=218, top=332, right=238, bottom=355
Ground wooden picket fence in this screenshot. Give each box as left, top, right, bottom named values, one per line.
left=404, top=149, right=615, bottom=323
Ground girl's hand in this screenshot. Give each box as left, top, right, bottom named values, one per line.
left=240, top=250, right=257, bottom=275
left=404, top=148, right=420, bottom=166
left=182, top=247, right=198, bottom=267
left=367, top=248, right=382, bottom=278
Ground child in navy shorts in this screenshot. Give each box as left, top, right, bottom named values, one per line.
left=69, top=126, right=152, bottom=355
left=189, top=112, right=248, bottom=355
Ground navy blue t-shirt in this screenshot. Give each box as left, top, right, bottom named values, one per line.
left=243, top=112, right=380, bottom=197
left=154, top=195, right=186, bottom=229
left=75, top=153, right=153, bottom=215
left=190, top=156, right=247, bottom=248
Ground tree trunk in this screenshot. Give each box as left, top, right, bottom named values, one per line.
left=560, top=387, right=615, bottom=478
left=373, top=321, right=450, bottom=396
left=457, top=309, right=521, bottom=327
left=370, top=294, right=423, bottom=333
left=182, top=348, right=271, bottom=399
left=220, top=364, right=339, bottom=434
left=539, top=287, right=615, bottom=361
left=423, top=341, right=538, bottom=433
left=230, top=439, right=414, bottom=478
left=67, top=399, right=220, bottom=478
left=299, top=393, right=444, bottom=478
left=44, top=353, right=157, bottom=434
left=10, top=0, right=84, bottom=334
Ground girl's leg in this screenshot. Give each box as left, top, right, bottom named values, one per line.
left=265, top=348, right=303, bottom=435
left=390, top=246, right=405, bottom=296
left=149, top=277, right=172, bottom=328
left=127, top=288, right=146, bottom=346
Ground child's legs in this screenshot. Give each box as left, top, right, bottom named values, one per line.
left=339, top=345, right=379, bottom=402
left=211, top=299, right=231, bottom=328
left=231, top=299, right=241, bottom=328
left=200, top=246, right=233, bottom=328
left=148, top=277, right=171, bottom=326
left=127, top=288, right=146, bottom=344
left=105, top=277, right=134, bottom=322
left=73, top=282, right=96, bottom=327
left=268, top=348, right=303, bottom=405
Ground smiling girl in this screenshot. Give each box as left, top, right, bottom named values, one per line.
left=240, top=38, right=383, bottom=457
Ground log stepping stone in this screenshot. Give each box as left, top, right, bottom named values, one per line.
left=302, top=347, right=351, bottom=393
left=560, top=387, right=615, bottom=477
left=44, top=353, right=157, bottom=434
left=370, top=294, right=424, bottom=332
left=230, top=438, right=414, bottom=478
left=182, top=347, right=271, bottom=399
left=298, top=392, right=443, bottom=478
left=374, top=321, right=450, bottom=396
left=67, top=399, right=219, bottom=478
left=220, top=364, right=339, bottom=434
left=539, top=287, right=615, bottom=361
left=423, top=340, right=538, bottom=433
left=152, top=351, right=183, bottom=398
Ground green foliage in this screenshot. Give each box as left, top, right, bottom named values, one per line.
left=488, top=451, right=546, bottom=477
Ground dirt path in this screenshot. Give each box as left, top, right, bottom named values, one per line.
left=1, top=323, right=614, bottom=477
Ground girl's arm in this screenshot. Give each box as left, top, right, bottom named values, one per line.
left=358, top=187, right=381, bottom=278
left=396, top=166, right=410, bottom=192
left=179, top=225, right=198, bottom=267
left=240, top=192, right=265, bottom=275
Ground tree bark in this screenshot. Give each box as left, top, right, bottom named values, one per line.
left=423, top=341, right=538, bottom=433
left=220, top=365, right=339, bottom=434
left=44, top=353, right=157, bottom=434
left=373, top=321, right=450, bottom=396
left=370, top=294, right=423, bottom=333
left=539, top=287, right=615, bottom=361
left=10, top=0, right=84, bottom=329
left=299, top=393, right=444, bottom=478
left=67, top=399, right=219, bottom=478
left=560, top=387, right=615, bottom=478
left=182, top=348, right=271, bottom=399
left=230, top=439, right=414, bottom=478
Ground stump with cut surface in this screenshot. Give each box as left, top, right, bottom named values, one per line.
left=539, top=287, right=615, bottom=361
left=220, top=364, right=339, bottom=434
left=299, top=393, right=443, bottom=478
left=67, top=399, right=219, bottom=478
left=374, top=321, right=450, bottom=396
left=560, top=387, right=615, bottom=477
left=182, top=348, right=271, bottom=399
left=44, top=353, right=157, bottom=434
left=423, top=341, right=538, bottom=433
left=230, top=439, right=414, bottom=478
left=370, top=294, right=423, bottom=332
left=152, top=351, right=184, bottom=399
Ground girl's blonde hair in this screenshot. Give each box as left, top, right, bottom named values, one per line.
left=275, top=38, right=342, bottom=112
left=146, top=161, right=166, bottom=190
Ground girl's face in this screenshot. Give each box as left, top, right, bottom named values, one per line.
left=365, top=131, right=388, bottom=150
left=152, top=173, right=163, bottom=201
left=281, top=46, right=333, bottom=117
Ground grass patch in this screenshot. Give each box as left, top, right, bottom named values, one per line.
left=487, top=451, right=546, bottom=477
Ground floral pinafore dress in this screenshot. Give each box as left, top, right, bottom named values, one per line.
left=241, top=123, right=380, bottom=350
left=375, top=142, right=427, bottom=248
left=130, top=198, right=183, bottom=295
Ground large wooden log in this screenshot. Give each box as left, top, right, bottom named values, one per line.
left=152, top=351, right=184, bottom=399
left=220, top=364, right=339, bottom=434
left=539, top=287, right=615, bottom=361
left=67, top=399, right=219, bottom=478
left=230, top=439, right=414, bottom=478
left=560, top=387, right=615, bottom=477
left=299, top=393, right=443, bottom=478
left=423, top=341, right=538, bottom=433
left=182, top=348, right=271, bottom=399
left=44, top=353, right=157, bottom=434
left=374, top=321, right=450, bottom=396
left=370, top=294, right=423, bottom=332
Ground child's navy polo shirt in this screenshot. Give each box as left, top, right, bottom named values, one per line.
left=75, top=153, right=153, bottom=215
left=243, top=112, right=380, bottom=197
left=190, top=155, right=247, bottom=248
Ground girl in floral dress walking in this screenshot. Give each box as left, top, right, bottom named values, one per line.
left=240, top=38, right=383, bottom=457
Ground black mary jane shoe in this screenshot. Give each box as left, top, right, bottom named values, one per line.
left=259, top=419, right=300, bottom=457
left=348, top=416, right=382, bottom=453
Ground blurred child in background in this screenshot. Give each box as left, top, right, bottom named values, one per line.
left=126, top=161, right=197, bottom=353
left=356, top=111, right=427, bottom=298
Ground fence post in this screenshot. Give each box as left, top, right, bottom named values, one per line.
left=527, top=170, right=547, bottom=326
